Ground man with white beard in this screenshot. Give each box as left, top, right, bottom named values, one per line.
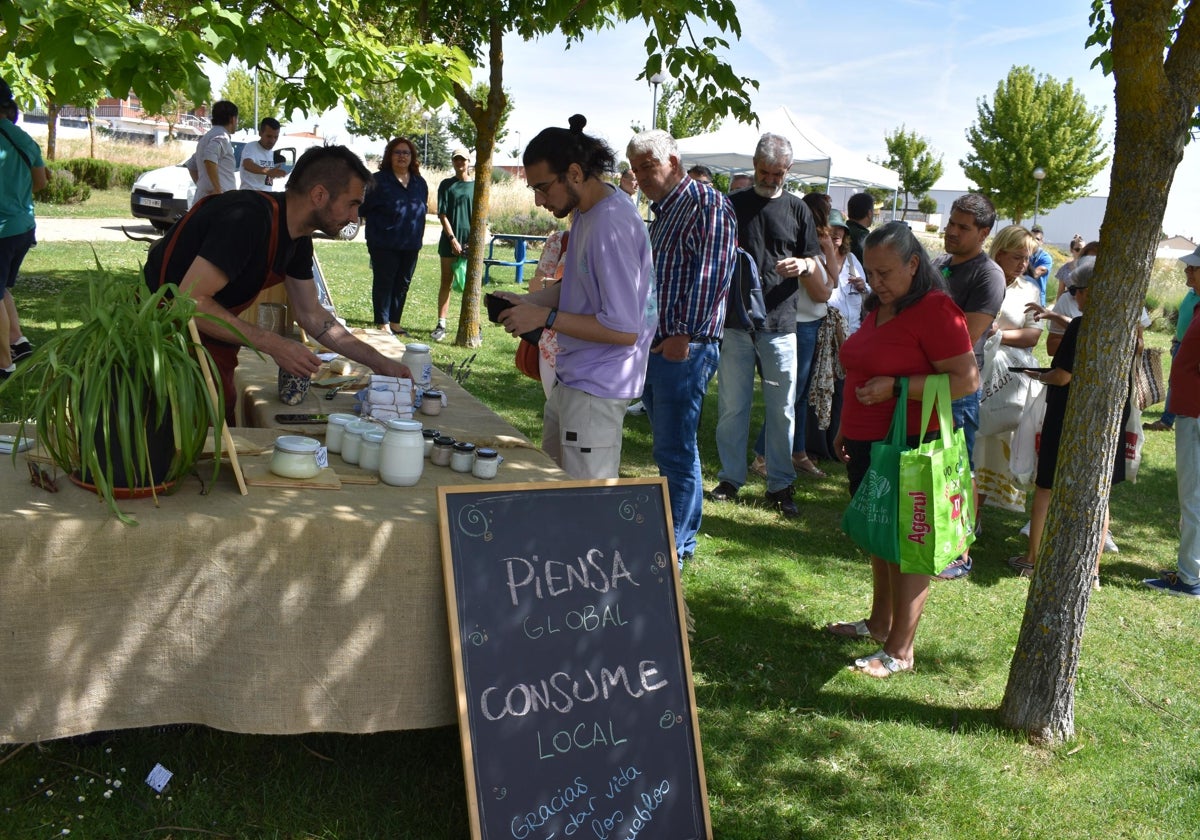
left=709, top=133, right=824, bottom=518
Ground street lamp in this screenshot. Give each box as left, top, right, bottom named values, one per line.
left=422, top=111, right=431, bottom=164
left=1033, top=166, right=1046, bottom=227
left=650, top=72, right=668, bottom=131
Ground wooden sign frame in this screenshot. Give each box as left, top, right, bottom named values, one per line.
left=438, top=478, right=711, bottom=840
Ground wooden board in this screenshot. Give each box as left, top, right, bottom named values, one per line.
left=438, top=478, right=711, bottom=840
left=242, top=462, right=342, bottom=490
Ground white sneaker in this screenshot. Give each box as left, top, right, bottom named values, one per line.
left=626, top=400, right=646, bottom=415
left=1019, top=520, right=1031, bottom=537
left=1103, top=532, right=1119, bottom=553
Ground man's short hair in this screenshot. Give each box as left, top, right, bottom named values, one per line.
left=847, top=192, right=874, bottom=222
left=754, top=133, right=793, bottom=169
left=287, top=145, right=371, bottom=198
left=1031, top=224, right=1044, bottom=235
left=524, top=114, right=616, bottom=180
left=950, top=193, right=997, bottom=232
left=627, top=130, right=677, bottom=165
left=259, top=117, right=281, bottom=132
left=210, top=100, right=238, bottom=128
left=687, top=164, right=713, bottom=181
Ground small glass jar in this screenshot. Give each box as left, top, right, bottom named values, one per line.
left=422, top=428, right=440, bottom=458
left=270, top=435, right=321, bottom=479
left=324, top=413, right=357, bottom=454
left=430, top=435, right=456, bottom=467
left=358, top=429, right=385, bottom=473
left=341, top=420, right=375, bottom=466
left=472, top=447, right=499, bottom=479
left=420, top=389, right=444, bottom=416
left=450, top=441, right=476, bottom=473
left=401, top=342, right=433, bottom=389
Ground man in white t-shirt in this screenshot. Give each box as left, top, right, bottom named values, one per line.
left=193, top=100, right=239, bottom=200
left=240, top=117, right=287, bottom=192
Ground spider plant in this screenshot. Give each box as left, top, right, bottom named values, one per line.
left=1, top=270, right=224, bottom=524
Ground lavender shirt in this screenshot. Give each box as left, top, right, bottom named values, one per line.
left=555, top=186, right=657, bottom=400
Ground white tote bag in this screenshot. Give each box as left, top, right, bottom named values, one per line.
left=978, top=332, right=1035, bottom=436
left=1009, top=383, right=1047, bottom=487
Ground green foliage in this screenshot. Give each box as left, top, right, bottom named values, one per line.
left=961, top=66, right=1109, bottom=223
left=347, top=81, right=431, bottom=141
left=447, top=83, right=513, bottom=150
left=39, top=168, right=91, bottom=204
left=633, top=82, right=719, bottom=138
left=883, top=125, right=944, bottom=219
left=55, top=157, right=144, bottom=190
left=219, top=66, right=283, bottom=127
left=918, top=195, right=939, bottom=216
left=486, top=210, right=564, bottom=237
left=0, top=270, right=224, bottom=524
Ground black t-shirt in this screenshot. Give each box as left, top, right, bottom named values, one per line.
left=729, top=189, right=820, bottom=332
left=144, top=191, right=314, bottom=311
left=933, top=251, right=1005, bottom=367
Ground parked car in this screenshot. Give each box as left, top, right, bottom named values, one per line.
left=130, top=134, right=361, bottom=240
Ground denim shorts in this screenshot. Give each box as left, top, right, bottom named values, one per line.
left=951, top=388, right=981, bottom=469
left=0, top=228, right=36, bottom=289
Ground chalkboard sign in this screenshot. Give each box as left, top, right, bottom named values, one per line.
left=439, top=479, right=711, bottom=840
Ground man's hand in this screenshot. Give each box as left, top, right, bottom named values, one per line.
left=652, top=334, right=692, bottom=362
left=271, top=339, right=322, bottom=378
left=498, top=302, right=551, bottom=337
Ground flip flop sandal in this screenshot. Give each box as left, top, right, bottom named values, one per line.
left=793, top=455, right=827, bottom=477
left=1006, top=555, right=1034, bottom=575
left=851, top=650, right=911, bottom=678
left=825, top=620, right=880, bottom=641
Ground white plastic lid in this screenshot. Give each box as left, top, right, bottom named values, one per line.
left=364, top=429, right=386, bottom=443
left=386, top=419, right=423, bottom=432
left=404, top=342, right=431, bottom=353
left=346, top=420, right=377, bottom=435
left=328, top=413, right=357, bottom=427
left=274, top=435, right=321, bottom=454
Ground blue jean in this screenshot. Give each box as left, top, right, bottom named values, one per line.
left=0, top=228, right=36, bottom=289
left=715, top=328, right=797, bottom=493
left=1161, top=339, right=1181, bottom=427
left=754, top=317, right=823, bottom=457
left=643, top=342, right=720, bottom=559
left=951, top=388, right=981, bottom=470
left=369, top=246, right=420, bottom=325
left=1176, top=416, right=1200, bottom=585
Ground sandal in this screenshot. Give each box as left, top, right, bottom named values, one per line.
left=1007, top=555, right=1034, bottom=577
left=851, top=650, right=912, bottom=678
left=1143, top=420, right=1172, bottom=432
left=825, top=620, right=884, bottom=642
left=792, top=454, right=827, bottom=478
left=749, top=455, right=767, bottom=478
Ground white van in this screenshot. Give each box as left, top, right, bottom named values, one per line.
left=130, top=132, right=361, bottom=239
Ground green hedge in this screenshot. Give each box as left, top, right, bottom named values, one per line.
left=41, top=169, right=91, bottom=205
left=56, top=158, right=146, bottom=190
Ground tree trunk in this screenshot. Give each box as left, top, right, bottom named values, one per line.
left=46, top=102, right=60, bottom=161
left=87, top=106, right=95, bottom=158
left=999, top=0, right=1200, bottom=742
left=453, top=16, right=508, bottom=349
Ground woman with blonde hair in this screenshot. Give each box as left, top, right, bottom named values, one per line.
left=974, top=225, right=1043, bottom=516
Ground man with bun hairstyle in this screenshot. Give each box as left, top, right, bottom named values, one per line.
left=495, top=115, right=655, bottom=480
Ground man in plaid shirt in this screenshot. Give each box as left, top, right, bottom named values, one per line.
left=627, top=130, right=737, bottom=565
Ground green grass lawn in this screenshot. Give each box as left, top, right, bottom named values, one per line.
left=1, top=204, right=1197, bottom=839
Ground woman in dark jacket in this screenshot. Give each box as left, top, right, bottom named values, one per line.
left=359, top=136, right=428, bottom=336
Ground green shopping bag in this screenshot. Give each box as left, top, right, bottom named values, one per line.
left=842, top=377, right=909, bottom=562
left=451, top=256, right=467, bottom=293
left=897, top=374, right=976, bottom=575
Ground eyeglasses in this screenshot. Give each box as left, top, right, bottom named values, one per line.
left=1067, top=285, right=1085, bottom=296
left=393, top=150, right=412, bottom=156
left=528, top=175, right=562, bottom=196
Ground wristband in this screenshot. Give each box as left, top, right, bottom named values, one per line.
left=545, top=307, right=558, bottom=329
left=892, top=378, right=901, bottom=399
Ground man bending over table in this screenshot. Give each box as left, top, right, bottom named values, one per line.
left=145, top=145, right=411, bottom=425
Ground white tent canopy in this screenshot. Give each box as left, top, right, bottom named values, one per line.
left=675, top=105, right=899, bottom=192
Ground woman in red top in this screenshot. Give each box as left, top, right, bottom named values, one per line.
left=829, top=222, right=978, bottom=678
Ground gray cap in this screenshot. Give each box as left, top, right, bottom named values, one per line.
left=1179, top=245, right=1200, bottom=267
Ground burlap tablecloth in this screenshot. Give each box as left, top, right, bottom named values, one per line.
left=1, top=340, right=563, bottom=744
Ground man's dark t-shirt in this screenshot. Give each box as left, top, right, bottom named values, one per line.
left=845, top=218, right=870, bottom=265
left=144, top=191, right=314, bottom=311
left=729, top=189, right=820, bottom=332
left=933, top=251, right=1005, bottom=367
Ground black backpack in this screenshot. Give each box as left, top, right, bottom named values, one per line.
left=724, top=247, right=767, bottom=332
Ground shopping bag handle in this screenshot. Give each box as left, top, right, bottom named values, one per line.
left=917, top=373, right=954, bottom=444
left=885, top=376, right=910, bottom=446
